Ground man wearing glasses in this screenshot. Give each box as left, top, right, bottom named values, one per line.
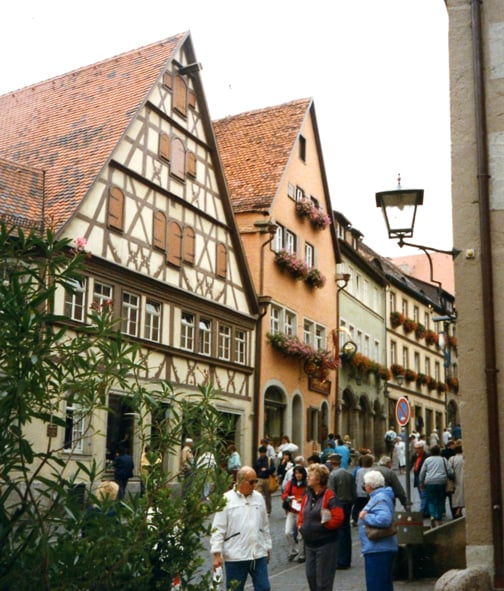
left=210, top=466, right=272, bottom=591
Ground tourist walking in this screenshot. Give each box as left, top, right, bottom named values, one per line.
left=449, top=440, right=465, bottom=518
left=282, top=464, right=307, bottom=562
left=419, top=445, right=453, bottom=527
left=328, top=453, right=355, bottom=569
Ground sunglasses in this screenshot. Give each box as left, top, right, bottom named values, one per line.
left=247, top=479, right=258, bottom=485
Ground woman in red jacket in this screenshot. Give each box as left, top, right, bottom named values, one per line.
left=298, top=463, right=344, bottom=591
left=282, top=464, right=307, bottom=562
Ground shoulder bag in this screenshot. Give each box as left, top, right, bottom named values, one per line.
left=364, top=499, right=397, bottom=540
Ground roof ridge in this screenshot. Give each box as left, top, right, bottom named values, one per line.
left=214, top=96, right=312, bottom=123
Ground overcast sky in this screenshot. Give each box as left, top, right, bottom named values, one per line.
left=1, top=0, right=452, bottom=258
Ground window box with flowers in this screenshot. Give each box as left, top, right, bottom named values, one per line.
left=274, top=250, right=309, bottom=279
left=447, top=376, right=459, bottom=393
left=415, top=323, right=426, bottom=341
left=416, top=373, right=428, bottom=388
left=426, top=376, right=437, bottom=391
left=404, top=368, right=418, bottom=383
left=294, top=199, right=331, bottom=230
left=391, top=364, right=406, bottom=378
left=266, top=332, right=339, bottom=375
left=425, top=330, right=439, bottom=347
left=448, top=336, right=458, bottom=352
left=305, top=268, right=326, bottom=289
left=390, top=311, right=404, bottom=328
left=295, top=198, right=313, bottom=219
left=377, top=365, right=392, bottom=381
left=437, top=381, right=448, bottom=394
left=403, top=318, right=417, bottom=334
left=350, top=352, right=371, bottom=375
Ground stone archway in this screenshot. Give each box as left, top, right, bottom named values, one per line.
left=358, top=394, right=373, bottom=451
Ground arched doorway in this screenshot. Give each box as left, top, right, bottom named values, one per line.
left=292, top=394, right=303, bottom=453
left=264, top=386, right=287, bottom=449
left=359, top=394, right=372, bottom=451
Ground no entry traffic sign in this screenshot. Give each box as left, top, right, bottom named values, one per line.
left=396, top=396, right=411, bottom=426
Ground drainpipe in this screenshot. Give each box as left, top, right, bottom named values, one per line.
left=471, top=1, right=504, bottom=586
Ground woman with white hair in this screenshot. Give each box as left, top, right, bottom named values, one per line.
left=358, top=470, right=398, bottom=591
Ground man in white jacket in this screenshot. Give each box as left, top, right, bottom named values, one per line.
left=211, top=466, right=272, bottom=591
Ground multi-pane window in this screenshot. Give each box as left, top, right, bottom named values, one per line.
left=285, top=311, right=296, bottom=336
left=390, top=341, right=397, bottom=365
left=270, top=306, right=281, bottom=333
left=218, top=325, right=231, bottom=361
left=424, top=311, right=430, bottom=330
left=414, top=352, right=420, bottom=373
left=315, top=325, right=325, bottom=351
left=425, top=357, right=431, bottom=376
left=305, top=243, right=314, bottom=268
left=144, top=300, right=161, bottom=342
left=235, top=330, right=247, bottom=365
left=122, top=291, right=139, bottom=337
left=402, top=299, right=408, bottom=316
left=285, top=230, right=296, bottom=254
left=402, top=347, right=409, bottom=368
left=64, top=278, right=86, bottom=322
left=303, top=319, right=314, bottom=346
left=198, top=318, right=212, bottom=356
left=413, top=306, right=420, bottom=323
left=435, top=361, right=441, bottom=381
left=390, top=291, right=396, bottom=313
left=93, top=282, right=113, bottom=308
left=181, top=312, right=195, bottom=351
left=64, top=401, right=84, bottom=453
left=273, top=225, right=284, bottom=252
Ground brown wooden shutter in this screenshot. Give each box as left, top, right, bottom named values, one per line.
left=216, top=243, right=227, bottom=278
left=163, top=72, right=172, bottom=90
left=108, top=187, right=124, bottom=231
left=153, top=210, right=167, bottom=251
left=173, top=76, right=187, bottom=116
left=183, top=226, right=195, bottom=264
left=167, top=221, right=182, bottom=267
left=170, top=137, right=185, bottom=180
left=186, top=151, right=196, bottom=178
left=159, top=133, right=170, bottom=161
left=188, top=89, right=196, bottom=109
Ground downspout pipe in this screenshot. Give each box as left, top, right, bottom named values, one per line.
left=471, top=1, right=504, bottom=586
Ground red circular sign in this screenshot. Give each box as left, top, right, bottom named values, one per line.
left=396, top=396, right=411, bottom=426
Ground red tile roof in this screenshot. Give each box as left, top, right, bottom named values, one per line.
left=214, top=98, right=312, bottom=213
left=0, top=33, right=186, bottom=231
left=0, top=157, right=44, bottom=229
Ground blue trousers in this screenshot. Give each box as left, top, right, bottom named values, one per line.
left=225, top=557, right=270, bottom=591
left=364, top=551, right=396, bottom=591
left=425, top=483, right=446, bottom=521
left=305, top=540, right=338, bottom=591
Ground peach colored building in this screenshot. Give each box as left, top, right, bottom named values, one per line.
left=215, top=99, right=341, bottom=457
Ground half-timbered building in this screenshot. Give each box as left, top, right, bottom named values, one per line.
left=214, top=99, right=342, bottom=456
left=0, top=32, right=260, bottom=484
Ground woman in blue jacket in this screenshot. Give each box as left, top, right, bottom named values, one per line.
left=358, top=470, right=398, bottom=591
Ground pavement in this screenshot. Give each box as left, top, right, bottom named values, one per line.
left=203, top=472, right=441, bottom=590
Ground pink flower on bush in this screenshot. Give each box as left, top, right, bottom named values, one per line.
left=75, top=237, right=88, bottom=251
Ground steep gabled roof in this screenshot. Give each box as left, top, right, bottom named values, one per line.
left=0, top=33, right=186, bottom=230
left=213, top=98, right=312, bottom=213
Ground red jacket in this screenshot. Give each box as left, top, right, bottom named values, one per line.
left=281, top=478, right=307, bottom=513
left=298, top=487, right=344, bottom=547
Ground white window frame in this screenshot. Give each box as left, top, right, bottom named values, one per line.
left=273, top=225, right=284, bottom=253
left=235, top=329, right=246, bottom=365
left=64, top=277, right=86, bottom=322
left=181, top=312, right=195, bottom=351
left=144, top=300, right=161, bottom=342
left=198, top=318, right=212, bottom=356
left=303, top=319, right=314, bottom=346
left=93, top=281, right=113, bottom=308
left=315, top=324, right=325, bottom=351
left=218, top=324, right=232, bottom=361
left=285, top=230, right=296, bottom=254
left=122, top=291, right=139, bottom=337
left=305, top=242, right=314, bottom=268
left=64, top=401, right=84, bottom=453
left=270, top=305, right=281, bottom=333
left=285, top=311, right=296, bottom=336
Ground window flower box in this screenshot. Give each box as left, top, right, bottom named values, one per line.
left=305, top=268, right=326, bottom=289
left=274, top=250, right=309, bottom=279
left=295, top=198, right=313, bottom=218
left=294, top=199, right=331, bottom=230
left=404, top=368, right=418, bottom=382
left=266, top=332, right=339, bottom=372
left=425, top=330, right=439, bottom=347
left=403, top=318, right=417, bottom=334
left=437, top=381, right=448, bottom=394
left=416, top=373, right=428, bottom=387
left=447, top=376, right=459, bottom=393
left=391, top=363, right=406, bottom=378
left=426, top=376, right=437, bottom=391
left=415, top=323, right=426, bottom=340
left=390, top=311, right=404, bottom=328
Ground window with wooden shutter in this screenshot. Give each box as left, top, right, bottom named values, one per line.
left=167, top=220, right=183, bottom=267
left=183, top=226, right=195, bottom=264
left=108, top=187, right=124, bottom=232
left=173, top=75, right=187, bottom=117
left=159, top=133, right=170, bottom=162
left=188, top=89, right=196, bottom=109
left=153, top=210, right=167, bottom=251
left=216, top=243, right=227, bottom=278
left=163, top=72, right=172, bottom=90
left=170, top=137, right=185, bottom=180
left=186, top=151, right=196, bottom=178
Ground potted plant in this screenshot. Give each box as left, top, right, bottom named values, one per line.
left=274, top=250, right=309, bottom=279
left=309, top=208, right=332, bottom=230
left=437, top=381, right=448, bottom=394
left=390, top=311, right=404, bottom=328
left=416, top=373, right=428, bottom=387
left=404, top=368, right=418, bottom=382
left=295, top=198, right=313, bottom=218
left=305, top=268, right=326, bottom=288
left=403, top=317, right=417, bottom=334
left=426, top=376, right=437, bottom=391
left=415, top=322, right=426, bottom=340
left=447, top=376, right=459, bottom=393
left=425, top=329, right=439, bottom=347
left=391, top=363, right=406, bottom=378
